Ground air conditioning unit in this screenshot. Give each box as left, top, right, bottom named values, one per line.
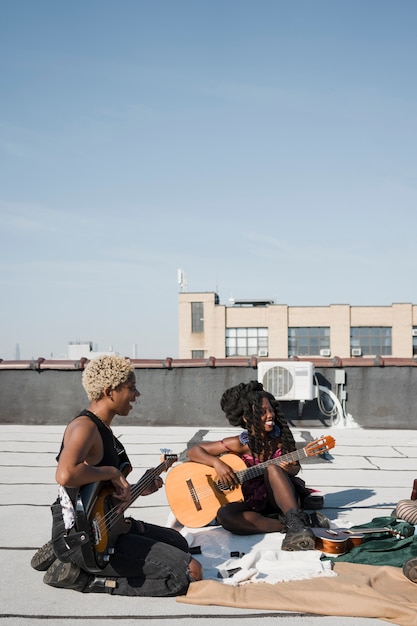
left=258, top=348, right=268, bottom=357
left=351, top=348, right=362, bottom=356
left=320, top=349, right=331, bottom=357
left=412, top=329, right=417, bottom=337
left=257, top=361, right=315, bottom=401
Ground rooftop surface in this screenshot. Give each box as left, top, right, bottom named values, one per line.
left=1, top=422, right=417, bottom=625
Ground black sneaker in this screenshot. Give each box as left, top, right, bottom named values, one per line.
left=43, top=559, right=91, bottom=592
left=31, top=541, right=56, bottom=571
left=403, top=557, right=417, bottom=584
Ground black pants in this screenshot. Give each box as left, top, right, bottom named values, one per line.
left=51, top=501, right=193, bottom=597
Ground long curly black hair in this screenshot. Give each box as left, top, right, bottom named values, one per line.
left=220, top=380, right=296, bottom=460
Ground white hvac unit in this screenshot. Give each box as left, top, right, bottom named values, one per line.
left=257, top=361, right=315, bottom=401
left=320, top=349, right=331, bottom=357
left=412, top=329, right=417, bottom=337
left=351, top=348, right=362, bottom=356
left=258, top=348, right=268, bottom=357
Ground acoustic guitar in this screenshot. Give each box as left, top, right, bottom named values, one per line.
left=75, top=452, right=177, bottom=571
left=312, top=526, right=411, bottom=555
left=165, top=435, right=335, bottom=528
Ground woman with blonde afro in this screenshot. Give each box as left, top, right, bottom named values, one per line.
left=31, top=355, right=202, bottom=596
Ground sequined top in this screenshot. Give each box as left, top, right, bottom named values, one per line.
left=222, top=425, right=283, bottom=512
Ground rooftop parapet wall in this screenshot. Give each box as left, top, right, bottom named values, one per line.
left=1, top=358, right=417, bottom=429
left=2, top=355, right=417, bottom=371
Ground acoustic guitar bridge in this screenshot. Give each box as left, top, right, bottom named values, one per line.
left=186, top=478, right=202, bottom=511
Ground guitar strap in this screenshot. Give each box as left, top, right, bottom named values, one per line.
left=51, top=496, right=90, bottom=566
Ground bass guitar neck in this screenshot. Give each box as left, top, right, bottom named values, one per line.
left=75, top=453, right=177, bottom=571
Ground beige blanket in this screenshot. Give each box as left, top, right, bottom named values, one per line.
left=178, top=562, right=417, bottom=626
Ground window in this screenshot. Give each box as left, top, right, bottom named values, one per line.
left=192, top=350, right=204, bottom=359
left=350, top=327, right=392, bottom=355
left=288, top=327, right=330, bottom=356
left=413, top=329, right=417, bottom=356
left=191, top=302, right=204, bottom=333
left=226, top=327, right=268, bottom=357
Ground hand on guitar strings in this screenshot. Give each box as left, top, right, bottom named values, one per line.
left=213, top=458, right=240, bottom=490
left=141, top=469, right=164, bottom=496
left=111, top=470, right=132, bottom=513
left=277, top=459, right=299, bottom=476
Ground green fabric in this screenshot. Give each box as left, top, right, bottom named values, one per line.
left=327, top=516, right=417, bottom=567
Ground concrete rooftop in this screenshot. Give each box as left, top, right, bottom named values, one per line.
left=1, top=422, right=417, bottom=625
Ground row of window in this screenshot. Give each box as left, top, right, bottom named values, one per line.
left=193, top=324, right=414, bottom=358
left=226, top=326, right=394, bottom=357
left=190, top=302, right=417, bottom=357
left=226, top=327, right=268, bottom=356
left=190, top=305, right=417, bottom=357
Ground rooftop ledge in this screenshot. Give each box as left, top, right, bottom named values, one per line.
left=1, top=356, right=417, bottom=371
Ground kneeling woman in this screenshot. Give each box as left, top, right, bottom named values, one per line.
left=32, top=355, right=202, bottom=596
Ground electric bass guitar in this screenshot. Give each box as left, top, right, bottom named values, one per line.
left=75, top=452, right=177, bottom=571
left=165, top=436, right=335, bottom=528
left=313, top=525, right=413, bottom=555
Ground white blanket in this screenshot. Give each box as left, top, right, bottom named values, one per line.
left=171, top=518, right=336, bottom=586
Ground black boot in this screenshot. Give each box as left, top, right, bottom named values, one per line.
left=304, top=511, right=331, bottom=529
left=31, top=541, right=56, bottom=571
left=302, top=494, right=324, bottom=510
left=43, top=559, right=92, bottom=592
left=281, top=509, right=316, bottom=551
left=266, top=511, right=287, bottom=530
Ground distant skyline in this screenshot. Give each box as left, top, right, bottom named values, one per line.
left=1, top=1, right=417, bottom=360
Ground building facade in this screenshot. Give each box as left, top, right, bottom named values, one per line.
left=178, top=292, right=417, bottom=359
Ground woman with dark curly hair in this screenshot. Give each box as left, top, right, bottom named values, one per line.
left=187, top=381, right=328, bottom=551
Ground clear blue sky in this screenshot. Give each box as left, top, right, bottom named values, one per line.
left=1, top=0, right=416, bottom=360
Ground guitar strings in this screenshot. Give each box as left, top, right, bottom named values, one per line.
left=93, top=458, right=174, bottom=539
left=172, top=439, right=333, bottom=505
left=38, top=467, right=171, bottom=566
left=96, top=463, right=165, bottom=530
left=170, top=456, right=301, bottom=501
left=166, top=454, right=309, bottom=509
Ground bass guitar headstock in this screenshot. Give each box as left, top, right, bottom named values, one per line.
left=160, top=448, right=178, bottom=469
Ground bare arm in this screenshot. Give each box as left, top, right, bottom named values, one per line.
left=187, top=437, right=246, bottom=489
left=55, top=418, right=130, bottom=507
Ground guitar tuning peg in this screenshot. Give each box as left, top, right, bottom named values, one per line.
left=160, top=447, right=172, bottom=454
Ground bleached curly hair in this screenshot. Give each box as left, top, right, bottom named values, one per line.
left=82, top=355, right=134, bottom=401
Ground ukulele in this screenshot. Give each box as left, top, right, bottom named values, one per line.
left=312, top=526, right=411, bottom=555
left=75, top=452, right=177, bottom=571
left=165, top=435, right=335, bottom=528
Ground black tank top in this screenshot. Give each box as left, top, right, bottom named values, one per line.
left=56, top=410, right=132, bottom=507
left=56, top=409, right=131, bottom=470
